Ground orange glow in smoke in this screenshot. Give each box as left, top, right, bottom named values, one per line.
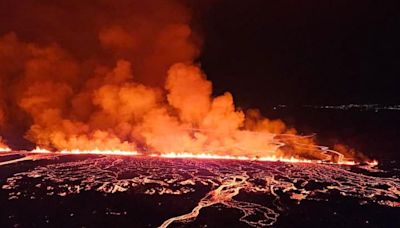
left=0, top=1, right=376, bottom=166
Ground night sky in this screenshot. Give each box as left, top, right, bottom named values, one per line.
left=193, top=0, right=400, bottom=107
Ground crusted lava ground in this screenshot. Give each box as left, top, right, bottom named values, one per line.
left=0, top=152, right=399, bottom=227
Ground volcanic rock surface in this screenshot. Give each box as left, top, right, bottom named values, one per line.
left=0, top=152, right=399, bottom=227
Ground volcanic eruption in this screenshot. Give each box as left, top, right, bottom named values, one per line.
left=0, top=0, right=368, bottom=164
left=0, top=1, right=399, bottom=228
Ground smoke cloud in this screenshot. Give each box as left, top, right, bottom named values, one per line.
left=0, top=0, right=358, bottom=160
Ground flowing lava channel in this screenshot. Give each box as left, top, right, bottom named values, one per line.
left=0, top=154, right=398, bottom=227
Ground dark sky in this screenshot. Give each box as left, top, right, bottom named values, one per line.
left=194, top=0, right=400, bottom=107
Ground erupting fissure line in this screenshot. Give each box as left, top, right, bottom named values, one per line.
left=0, top=132, right=378, bottom=167
left=15, top=147, right=376, bottom=166
left=1, top=149, right=366, bottom=165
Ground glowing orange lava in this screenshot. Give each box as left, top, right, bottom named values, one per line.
left=24, top=147, right=369, bottom=166
left=0, top=147, right=11, bottom=152
left=151, top=152, right=313, bottom=163
left=151, top=152, right=361, bottom=165
left=31, top=147, right=52, bottom=153
left=59, top=149, right=139, bottom=156
left=366, top=160, right=379, bottom=167
left=31, top=147, right=139, bottom=156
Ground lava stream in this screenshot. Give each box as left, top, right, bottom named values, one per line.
left=159, top=175, right=248, bottom=228
left=2, top=155, right=398, bottom=227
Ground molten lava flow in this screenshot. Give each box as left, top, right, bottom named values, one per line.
left=153, top=152, right=314, bottom=163
left=59, top=149, right=139, bottom=156
left=30, top=146, right=139, bottom=156
left=0, top=146, right=11, bottom=152
left=31, top=146, right=52, bottom=153
left=25, top=145, right=362, bottom=165
left=1, top=155, right=397, bottom=226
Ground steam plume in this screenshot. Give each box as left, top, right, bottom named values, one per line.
left=0, top=0, right=360, bottom=160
